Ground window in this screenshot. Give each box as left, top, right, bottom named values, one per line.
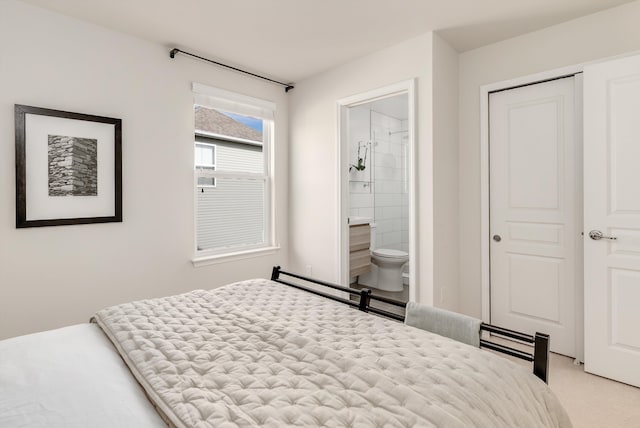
left=192, top=83, right=275, bottom=258
left=195, top=143, right=216, bottom=187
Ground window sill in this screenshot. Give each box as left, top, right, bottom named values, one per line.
left=191, top=246, right=280, bottom=268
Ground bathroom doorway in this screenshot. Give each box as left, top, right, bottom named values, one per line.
left=337, top=80, right=416, bottom=304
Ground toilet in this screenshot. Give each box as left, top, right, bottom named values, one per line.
left=359, top=223, right=408, bottom=292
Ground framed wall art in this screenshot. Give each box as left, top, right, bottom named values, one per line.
left=15, top=104, right=122, bottom=228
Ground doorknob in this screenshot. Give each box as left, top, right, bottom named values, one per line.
left=493, top=234, right=502, bottom=242
left=588, top=230, right=617, bottom=241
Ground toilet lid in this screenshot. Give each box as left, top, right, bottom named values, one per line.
left=373, top=248, right=408, bottom=259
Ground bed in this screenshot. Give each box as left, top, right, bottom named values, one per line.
left=0, top=267, right=572, bottom=427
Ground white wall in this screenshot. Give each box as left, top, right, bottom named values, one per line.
left=458, top=0, right=640, bottom=317
left=0, top=0, right=289, bottom=339
left=432, top=33, right=460, bottom=310
left=289, top=33, right=439, bottom=304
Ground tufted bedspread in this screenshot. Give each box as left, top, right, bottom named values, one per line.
left=94, top=279, right=572, bottom=428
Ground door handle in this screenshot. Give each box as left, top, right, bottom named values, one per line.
left=492, top=234, right=502, bottom=242
left=588, top=230, right=617, bottom=241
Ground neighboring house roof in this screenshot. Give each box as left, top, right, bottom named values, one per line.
left=195, top=106, right=262, bottom=142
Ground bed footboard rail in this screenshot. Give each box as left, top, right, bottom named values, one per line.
left=270, top=266, right=407, bottom=321
left=480, top=324, right=550, bottom=384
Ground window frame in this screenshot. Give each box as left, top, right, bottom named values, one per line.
left=191, top=86, right=277, bottom=265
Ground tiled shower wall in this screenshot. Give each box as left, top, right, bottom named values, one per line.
left=348, top=106, right=374, bottom=218
left=349, top=107, right=408, bottom=253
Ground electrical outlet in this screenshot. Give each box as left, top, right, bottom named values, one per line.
left=305, top=265, right=313, bottom=276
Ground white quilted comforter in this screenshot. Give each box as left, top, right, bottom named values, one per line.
left=94, top=279, right=572, bottom=428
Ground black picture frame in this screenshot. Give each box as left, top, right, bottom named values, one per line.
left=15, top=104, right=122, bottom=228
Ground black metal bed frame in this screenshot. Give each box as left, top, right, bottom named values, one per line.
left=271, top=266, right=550, bottom=384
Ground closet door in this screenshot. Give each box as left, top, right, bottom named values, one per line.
left=584, top=54, right=640, bottom=388
left=489, top=76, right=580, bottom=358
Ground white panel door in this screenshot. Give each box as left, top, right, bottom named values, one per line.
left=584, top=54, right=640, bottom=388
left=490, top=77, right=580, bottom=357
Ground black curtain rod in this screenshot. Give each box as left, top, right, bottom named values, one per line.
left=170, top=48, right=294, bottom=93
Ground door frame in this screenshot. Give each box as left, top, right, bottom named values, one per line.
left=336, top=79, right=417, bottom=303
left=480, top=64, right=585, bottom=360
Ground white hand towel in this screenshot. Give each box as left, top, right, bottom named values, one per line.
left=405, top=301, right=481, bottom=347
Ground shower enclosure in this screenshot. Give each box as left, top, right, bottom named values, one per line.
left=348, top=99, right=409, bottom=256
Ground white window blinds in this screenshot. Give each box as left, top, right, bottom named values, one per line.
left=192, top=82, right=275, bottom=121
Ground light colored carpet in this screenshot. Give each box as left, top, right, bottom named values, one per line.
left=546, top=353, right=640, bottom=428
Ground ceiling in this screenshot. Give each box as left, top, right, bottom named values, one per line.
left=19, top=0, right=634, bottom=84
